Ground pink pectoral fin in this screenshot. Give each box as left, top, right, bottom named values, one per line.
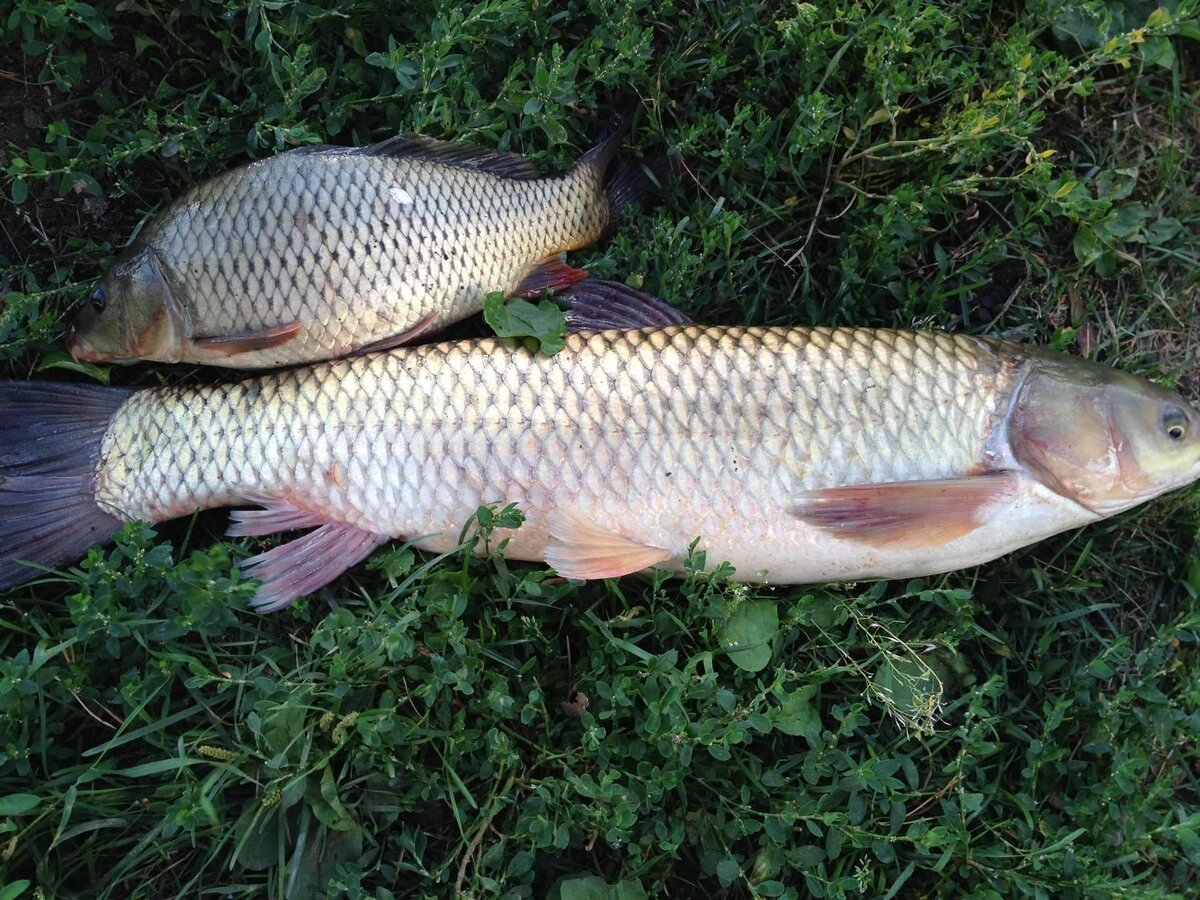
left=513, top=257, right=589, bottom=298
left=790, top=473, right=1018, bottom=549
left=229, top=496, right=388, bottom=612
left=544, top=508, right=671, bottom=580
left=349, top=312, right=441, bottom=356
left=192, top=321, right=302, bottom=357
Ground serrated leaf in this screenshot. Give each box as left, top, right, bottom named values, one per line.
left=483, top=292, right=567, bottom=355
left=719, top=600, right=778, bottom=672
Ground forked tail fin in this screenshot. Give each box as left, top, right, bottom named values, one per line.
left=571, top=113, right=673, bottom=228
left=0, top=381, right=131, bottom=587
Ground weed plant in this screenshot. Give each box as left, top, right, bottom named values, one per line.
left=2, top=1, right=1200, bottom=897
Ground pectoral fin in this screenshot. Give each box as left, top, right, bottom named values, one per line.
left=230, top=496, right=388, bottom=612
left=192, top=321, right=302, bottom=357
left=790, top=474, right=1018, bottom=549
left=350, top=313, right=440, bottom=356
left=544, top=508, right=671, bottom=580
left=513, top=257, right=589, bottom=298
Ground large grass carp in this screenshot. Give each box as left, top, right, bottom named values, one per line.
left=66, top=126, right=660, bottom=367
left=7, top=284, right=1199, bottom=611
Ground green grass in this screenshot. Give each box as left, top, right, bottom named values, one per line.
left=3, top=0, right=1200, bottom=897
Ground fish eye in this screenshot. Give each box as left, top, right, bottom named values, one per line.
left=88, top=284, right=107, bottom=312
left=1162, top=406, right=1188, bottom=441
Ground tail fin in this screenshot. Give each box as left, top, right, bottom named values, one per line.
left=570, top=112, right=671, bottom=230
left=572, top=113, right=632, bottom=180
left=558, top=280, right=692, bottom=330
left=602, top=155, right=673, bottom=226
left=0, top=381, right=131, bottom=587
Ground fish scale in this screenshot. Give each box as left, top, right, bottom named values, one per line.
left=95, top=327, right=1011, bottom=575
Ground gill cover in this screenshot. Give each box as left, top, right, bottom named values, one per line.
left=1010, top=352, right=1200, bottom=515
left=68, top=249, right=186, bottom=364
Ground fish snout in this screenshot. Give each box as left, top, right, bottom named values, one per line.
left=65, top=325, right=112, bottom=364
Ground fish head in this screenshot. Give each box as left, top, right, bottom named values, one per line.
left=67, top=249, right=187, bottom=364
left=1011, top=353, right=1200, bottom=516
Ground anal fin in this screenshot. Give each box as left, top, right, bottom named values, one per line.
left=790, top=473, right=1018, bottom=550
left=544, top=508, right=671, bottom=580
left=193, top=321, right=302, bottom=357
left=230, top=496, right=387, bottom=612
left=228, top=493, right=328, bottom=537
left=513, top=257, right=588, bottom=298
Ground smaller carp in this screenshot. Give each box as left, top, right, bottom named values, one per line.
left=66, top=121, right=666, bottom=368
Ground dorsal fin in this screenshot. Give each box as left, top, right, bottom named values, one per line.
left=346, top=133, right=545, bottom=179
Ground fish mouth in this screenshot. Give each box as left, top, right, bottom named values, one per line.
left=66, top=326, right=114, bottom=364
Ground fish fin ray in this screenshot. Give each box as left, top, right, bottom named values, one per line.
left=558, top=279, right=692, bottom=330
left=349, top=313, right=441, bottom=356
left=241, top=521, right=388, bottom=613
left=192, top=321, right=302, bottom=358
left=346, top=133, right=544, bottom=179
left=0, top=382, right=130, bottom=586
left=513, top=258, right=589, bottom=298
left=790, top=474, right=1019, bottom=549
left=228, top=493, right=330, bottom=537
left=544, top=508, right=671, bottom=580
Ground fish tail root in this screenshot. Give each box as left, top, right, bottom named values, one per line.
left=0, top=381, right=130, bottom=588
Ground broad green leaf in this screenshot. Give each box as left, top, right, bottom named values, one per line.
left=1143, top=35, right=1176, bottom=69
left=36, top=350, right=111, bottom=384
left=774, top=684, right=820, bottom=739
left=0, top=794, right=39, bottom=815
left=483, top=292, right=567, bottom=355
left=550, top=875, right=647, bottom=900
left=719, top=600, right=778, bottom=672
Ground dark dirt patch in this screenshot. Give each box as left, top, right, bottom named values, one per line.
left=0, top=41, right=167, bottom=278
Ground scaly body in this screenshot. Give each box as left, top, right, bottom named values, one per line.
left=66, top=130, right=653, bottom=367
left=5, top=319, right=1198, bottom=611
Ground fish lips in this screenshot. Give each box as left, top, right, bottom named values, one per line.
left=66, top=321, right=113, bottom=364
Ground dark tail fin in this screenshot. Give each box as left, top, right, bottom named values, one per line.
left=570, top=112, right=671, bottom=229
left=0, top=381, right=131, bottom=587
left=602, top=155, right=673, bottom=226
left=558, top=280, right=692, bottom=331
left=572, top=112, right=632, bottom=180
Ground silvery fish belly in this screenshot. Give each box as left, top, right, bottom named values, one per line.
left=5, top=295, right=1199, bottom=612
left=65, top=128, right=652, bottom=368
